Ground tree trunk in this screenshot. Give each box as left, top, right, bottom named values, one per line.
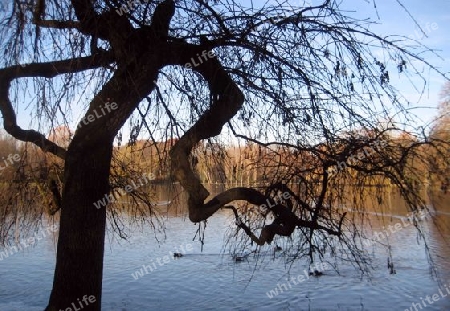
left=45, top=139, right=113, bottom=311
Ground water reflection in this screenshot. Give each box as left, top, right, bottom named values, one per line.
left=0, top=186, right=449, bottom=310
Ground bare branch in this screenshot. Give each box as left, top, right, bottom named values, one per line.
left=168, top=43, right=245, bottom=221
left=33, top=19, right=81, bottom=29
left=0, top=52, right=115, bottom=158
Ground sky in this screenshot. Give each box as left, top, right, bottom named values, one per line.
left=327, top=0, right=449, bottom=127
left=3, top=0, right=450, bottom=141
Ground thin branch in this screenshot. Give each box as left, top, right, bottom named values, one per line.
left=33, top=19, right=81, bottom=29
left=0, top=51, right=115, bottom=159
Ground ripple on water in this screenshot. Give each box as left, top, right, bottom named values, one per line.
left=1, top=211, right=450, bottom=310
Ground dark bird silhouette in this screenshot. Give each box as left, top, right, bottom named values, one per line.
left=233, top=252, right=253, bottom=262
left=309, top=270, right=323, bottom=276
left=233, top=256, right=245, bottom=262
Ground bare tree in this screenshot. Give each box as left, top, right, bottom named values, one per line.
left=0, top=0, right=448, bottom=309
left=432, top=82, right=450, bottom=139
left=429, top=82, right=450, bottom=191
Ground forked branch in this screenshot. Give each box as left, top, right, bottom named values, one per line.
left=168, top=43, right=345, bottom=244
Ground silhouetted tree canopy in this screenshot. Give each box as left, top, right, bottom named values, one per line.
left=0, top=0, right=448, bottom=309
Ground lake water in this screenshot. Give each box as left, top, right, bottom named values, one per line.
left=0, top=187, right=449, bottom=310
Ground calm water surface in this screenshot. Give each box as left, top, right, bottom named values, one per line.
left=0, top=188, right=449, bottom=311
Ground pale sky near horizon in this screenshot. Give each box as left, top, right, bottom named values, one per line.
left=3, top=0, right=450, bottom=141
